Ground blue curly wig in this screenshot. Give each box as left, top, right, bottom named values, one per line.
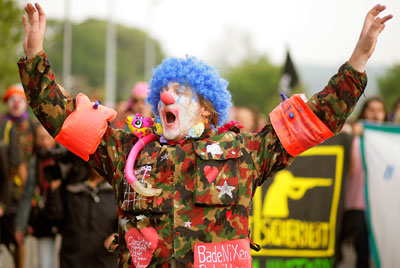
left=147, top=56, right=232, bottom=127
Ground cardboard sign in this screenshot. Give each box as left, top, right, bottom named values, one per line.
left=249, top=134, right=352, bottom=266
left=194, top=239, right=252, bottom=268
left=269, top=94, right=334, bottom=156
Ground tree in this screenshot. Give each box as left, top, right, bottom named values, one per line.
left=378, top=64, right=400, bottom=112
left=45, top=19, right=165, bottom=101
left=0, top=0, right=23, bottom=99
left=224, top=57, right=282, bottom=115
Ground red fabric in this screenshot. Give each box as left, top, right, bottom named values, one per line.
left=270, top=94, right=334, bottom=156
left=55, top=93, right=117, bottom=161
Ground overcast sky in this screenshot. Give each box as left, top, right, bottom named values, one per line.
left=20, top=0, right=400, bottom=68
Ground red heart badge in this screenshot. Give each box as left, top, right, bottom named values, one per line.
left=204, top=165, right=219, bottom=183
left=125, top=227, right=158, bottom=268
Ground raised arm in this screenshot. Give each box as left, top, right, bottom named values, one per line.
left=250, top=4, right=392, bottom=184
left=18, top=3, right=135, bottom=182
left=20, top=3, right=73, bottom=136
left=310, top=4, right=392, bottom=133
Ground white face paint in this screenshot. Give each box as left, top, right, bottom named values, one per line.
left=8, top=95, right=27, bottom=118
left=158, top=82, right=203, bottom=142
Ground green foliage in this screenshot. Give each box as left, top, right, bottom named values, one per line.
left=378, top=64, right=400, bottom=112
left=224, top=57, right=281, bottom=114
left=0, top=0, right=23, bottom=98
left=45, top=19, right=165, bottom=101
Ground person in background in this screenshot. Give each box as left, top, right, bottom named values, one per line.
left=233, top=106, right=259, bottom=133
left=24, top=124, right=64, bottom=268
left=17, top=124, right=119, bottom=267
left=338, top=96, right=387, bottom=268
left=112, top=82, right=153, bottom=129
left=57, top=165, right=118, bottom=268
left=0, top=115, right=25, bottom=268
left=125, top=82, right=153, bottom=118
left=0, top=84, right=32, bottom=268
left=0, top=121, right=23, bottom=218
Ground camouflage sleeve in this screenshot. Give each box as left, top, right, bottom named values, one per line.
left=248, top=62, right=367, bottom=186
left=18, top=51, right=74, bottom=137
left=307, top=62, right=367, bottom=134
left=17, top=51, right=136, bottom=183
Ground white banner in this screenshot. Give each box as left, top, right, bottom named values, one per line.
left=362, top=123, right=400, bottom=268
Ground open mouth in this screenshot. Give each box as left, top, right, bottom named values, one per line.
left=166, top=111, right=176, bottom=124
left=162, top=109, right=179, bottom=126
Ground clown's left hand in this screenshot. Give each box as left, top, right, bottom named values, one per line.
left=349, top=4, right=392, bottom=72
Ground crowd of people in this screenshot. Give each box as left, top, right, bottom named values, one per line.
left=0, top=84, right=120, bottom=268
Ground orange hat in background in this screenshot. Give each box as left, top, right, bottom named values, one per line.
left=3, top=84, right=26, bottom=102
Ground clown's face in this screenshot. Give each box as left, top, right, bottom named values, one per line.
left=8, top=95, right=27, bottom=118
left=158, top=82, right=204, bottom=142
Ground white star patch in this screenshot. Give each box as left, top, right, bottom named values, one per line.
left=136, top=215, right=147, bottom=221
left=184, top=220, right=192, bottom=228
left=216, top=181, right=236, bottom=199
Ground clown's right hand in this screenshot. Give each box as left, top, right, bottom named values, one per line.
left=22, top=3, right=46, bottom=59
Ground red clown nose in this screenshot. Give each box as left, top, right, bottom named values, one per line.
left=160, top=91, right=175, bottom=105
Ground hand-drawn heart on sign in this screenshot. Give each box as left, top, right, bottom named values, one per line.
left=125, top=227, right=158, bottom=268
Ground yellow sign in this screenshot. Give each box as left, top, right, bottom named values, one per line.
left=250, top=146, right=344, bottom=257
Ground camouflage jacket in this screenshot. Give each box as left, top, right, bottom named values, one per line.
left=18, top=51, right=367, bottom=267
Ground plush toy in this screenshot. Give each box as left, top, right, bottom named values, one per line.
left=126, top=113, right=154, bottom=139
left=124, top=114, right=162, bottom=197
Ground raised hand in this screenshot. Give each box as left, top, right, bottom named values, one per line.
left=22, top=3, right=46, bottom=59
left=349, top=4, right=393, bottom=72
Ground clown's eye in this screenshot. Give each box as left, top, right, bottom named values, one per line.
left=177, top=86, right=186, bottom=94
left=136, top=116, right=143, bottom=119
left=134, top=120, right=143, bottom=128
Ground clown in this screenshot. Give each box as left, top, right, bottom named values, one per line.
left=19, top=3, right=391, bottom=268
left=1, top=85, right=33, bottom=190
